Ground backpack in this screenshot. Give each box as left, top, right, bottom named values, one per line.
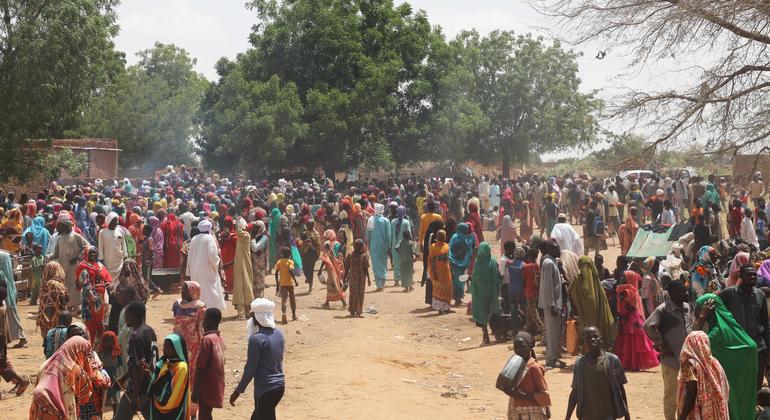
left=592, top=214, right=605, bottom=236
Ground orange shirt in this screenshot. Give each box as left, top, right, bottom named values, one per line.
left=274, top=258, right=295, bottom=287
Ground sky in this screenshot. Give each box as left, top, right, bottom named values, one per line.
left=113, top=0, right=694, bottom=158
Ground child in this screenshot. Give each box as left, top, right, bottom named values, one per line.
left=274, top=247, right=299, bottom=324
left=505, top=331, right=551, bottom=419
left=0, top=286, right=28, bottom=398
left=148, top=334, right=190, bottom=419
left=522, top=248, right=543, bottom=337
left=113, top=300, right=157, bottom=419
left=319, top=241, right=347, bottom=309
left=566, top=326, right=631, bottom=420
left=43, top=310, right=72, bottom=358
left=98, top=331, right=123, bottom=413
left=194, top=308, right=226, bottom=420
left=660, top=200, right=675, bottom=226
left=28, top=243, right=44, bottom=305
left=398, top=230, right=417, bottom=292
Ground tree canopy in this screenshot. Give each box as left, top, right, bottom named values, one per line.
left=76, top=42, right=208, bottom=170
left=0, top=0, right=123, bottom=181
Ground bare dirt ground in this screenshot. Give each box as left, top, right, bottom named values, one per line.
left=2, top=225, right=664, bottom=419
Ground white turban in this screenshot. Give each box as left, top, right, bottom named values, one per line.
left=198, top=219, right=212, bottom=233
left=105, top=212, right=118, bottom=226
left=374, top=203, right=385, bottom=216
left=246, top=298, right=276, bottom=337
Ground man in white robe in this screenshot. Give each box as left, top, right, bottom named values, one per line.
left=187, top=219, right=226, bottom=310
left=98, top=212, right=127, bottom=284
left=550, top=213, right=584, bottom=256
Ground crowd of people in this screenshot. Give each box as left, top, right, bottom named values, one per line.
left=0, top=165, right=770, bottom=418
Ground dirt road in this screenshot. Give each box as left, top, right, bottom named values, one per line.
left=2, top=227, right=664, bottom=419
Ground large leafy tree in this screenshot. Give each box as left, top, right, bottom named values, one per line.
left=438, top=31, right=600, bottom=177
left=77, top=42, right=208, bottom=170
left=0, top=0, right=123, bottom=181
left=198, top=0, right=436, bottom=175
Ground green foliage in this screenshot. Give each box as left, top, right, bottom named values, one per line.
left=43, top=148, right=87, bottom=182
left=0, top=0, right=123, bottom=181
left=76, top=43, right=208, bottom=169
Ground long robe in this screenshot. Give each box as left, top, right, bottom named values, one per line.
left=219, top=229, right=237, bottom=293
left=52, top=232, right=89, bottom=312
left=568, top=256, right=617, bottom=342
left=97, top=227, right=127, bottom=285
left=550, top=223, right=584, bottom=256
left=232, top=225, right=254, bottom=312
left=469, top=242, right=501, bottom=325
left=390, top=218, right=412, bottom=283
left=161, top=215, right=184, bottom=269
left=368, top=214, right=391, bottom=288
left=186, top=233, right=226, bottom=311
left=428, top=241, right=452, bottom=311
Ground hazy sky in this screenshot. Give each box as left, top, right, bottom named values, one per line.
left=114, top=0, right=652, bottom=91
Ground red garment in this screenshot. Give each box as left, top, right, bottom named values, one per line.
left=219, top=217, right=237, bottom=293
left=615, top=282, right=659, bottom=371
left=466, top=202, right=484, bottom=243
left=522, top=262, right=540, bottom=300
left=729, top=206, right=743, bottom=238
left=161, top=214, right=184, bottom=269
left=196, top=330, right=226, bottom=408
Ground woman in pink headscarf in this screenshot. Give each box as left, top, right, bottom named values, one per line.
left=148, top=216, right=164, bottom=269
left=29, top=336, right=94, bottom=419
left=172, top=280, right=205, bottom=417
left=727, top=251, right=750, bottom=287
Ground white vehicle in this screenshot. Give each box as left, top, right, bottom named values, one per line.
left=618, top=170, right=655, bottom=180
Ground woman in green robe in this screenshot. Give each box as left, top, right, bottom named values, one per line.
left=469, top=242, right=500, bottom=346
left=568, top=256, right=617, bottom=345
left=695, top=293, right=757, bottom=420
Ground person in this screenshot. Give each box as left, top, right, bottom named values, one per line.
left=615, top=273, right=659, bottom=371
left=149, top=216, right=164, bottom=272
left=147, top=333, right=191, bottom=419
left=233, top=219, right=255, bottom=319
left=28, top=336, right=93, bottom=419
left=659, top=200, right=675, bottom=225
left=449, top=223, right=475, bottom=306
left=75, top=246, right=113, bottom=347
left=397, top=230, right=417, bottom=292
left=319, top=241, right=346, bottom=309
left=538, top=240, right=565, bottom=369
left=367, top=204, right=391, bottom=290
left=232, top=298, right=286, bottom=420
left=390, top=206, right=412, bottom=287
left=36, top=261, right=69, bottom=339
left=565, top=326, right=630, bottom=420
left=0, top=208, right=22, bottom=254
left=43, top=310, right=72, bottom=359
left=97, top=331, right=123, bottom=413
left=428, top=230, right=453, bottom=315
left=421, top=220, right=444, bottom=307
left=194, top=308, right=226, bottom=420
left=51, top=216, right=89, bottom=312
left=298, top=220, right=321, bottom=292
left=114, top=301, right=157, bottom=419
left=274, top=247, right=299, bottom=324
left=522, top=247, right=543, bottom=336
left=717, top=264, right=769, bottom=389
left=758, top=388, right=770, bottom=419
left=219, top=216, right=237, bottom=296
left=643, top=280, right=693, bottom=420
left=617, top=207, right=639, bottom=256
left=550, top=213, right=583, bottom=256
left=742, top=207, right=760, bottom=248
left=640, top=256, right=664, bottom=316
left=68, top=323, right=112, bottom=420
left=504, top=331, right=551, bottom=420
left=543, top=194, right=559, bottom=237
left=250, top=221, right=269, bottom=298
left=694, top=293, right=757, bottom=420
left=172, top=281, right=206, bottom=418
left=676, top=331, right=730, bottom=420
left=186, top=220, right=226, bottom=311
left=345, top=239, right=371, bottom=317
left=469, top=242, right=501, bottom=345
left=497, top=214, right=518, bottom=255
left=0, top=285, right=28, bottom=397
left=568, top=256, right=617, bottom=345
left=583, top=200, right=605, bottom=257
left=22, top=214, right=51, bottom=263
left=418, top=202, right=444, bottom=252
left=160, top=211, right=185, bottom=269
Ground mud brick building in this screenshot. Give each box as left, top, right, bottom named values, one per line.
left=53, top=138, right=120, bottom=181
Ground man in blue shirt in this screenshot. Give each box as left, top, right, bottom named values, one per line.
left=231, top=298, right=286, bottom=420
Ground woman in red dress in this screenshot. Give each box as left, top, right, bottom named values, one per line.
left=615, top=270, right=659, bottom=371
left=161, top=211, right=185, bottom=269
left=219, top=216, right=237, bottom=295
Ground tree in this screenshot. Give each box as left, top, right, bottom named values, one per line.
left=529, top=0, right=770, bottom=157
left=196, top=63, right=307, bottom=175
left=0, top=0, right=123, bottom=181
left=198, top=0, right=436, bottom=175
left=77, top=43, right=208, bottom=169
left=437, top=31, right=600, bottom=177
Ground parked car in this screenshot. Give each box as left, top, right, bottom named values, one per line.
left=617, top=169, right=655, bottom=180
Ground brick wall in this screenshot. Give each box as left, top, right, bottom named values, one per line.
left=53, top=138, right=119, bottom=181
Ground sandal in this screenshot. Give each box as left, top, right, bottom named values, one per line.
left=15, top=380, right=29, bottom=396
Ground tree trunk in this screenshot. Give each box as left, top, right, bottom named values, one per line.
left=502, top=157, right=510, bottom=179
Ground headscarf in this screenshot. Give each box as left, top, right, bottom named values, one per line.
left=568, top=256, right=617, bottom=342
left=34, top=336, right=93, bottom=418
left=559, top=249, right=580, bottom=283
left=695, top=294, right=757, bottom=420
left=247, top=298, right=277, bottom=338
left=197, top=219, right=212, bottom=233
left=177, top=280, right=204, bottom=310
left=448, top=223, right=475, bottom=269
left=395, top=206, right=406, bottom=233
left=758, top=259, right=770, bottom=283
left=149, top=216, right=164, bottom=260
left=676, top=331, right=730, bottom=420
left=690, top=245, right=720, bottom=296
left=374, top=203, right=385, bottom=216
left=499, top=215, right=516, bottom=245
left=621, top=270, right=645, bottom=315
left=469, top=242, right=501, bottom=324
left=727, top=251, right=750, bottom=287
left=22, top=215, right=50, bottom=252
left=98, top=331, right=122, bottom=358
